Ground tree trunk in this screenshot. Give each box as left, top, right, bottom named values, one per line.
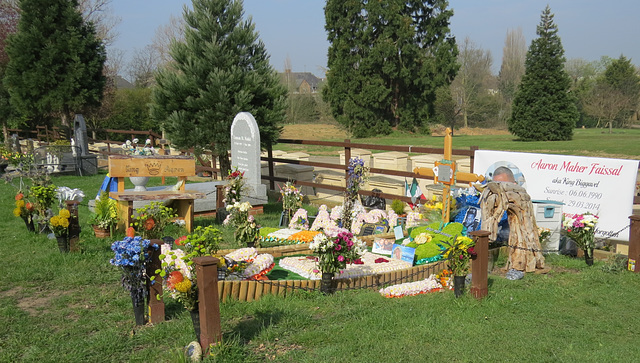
left=219, top=150, right=231, bottom=176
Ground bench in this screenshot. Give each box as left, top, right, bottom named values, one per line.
left=108, top=155, right=206, bottom=234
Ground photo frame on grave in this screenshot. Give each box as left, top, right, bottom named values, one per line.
left=372, top=237, right=394, bottom=255
left=360, top=223, right=389, bottom=236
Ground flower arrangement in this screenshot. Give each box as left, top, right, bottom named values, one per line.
left=89, top=191, right=119, bottom=231
left=538, top=227, right=551, bottom=245
left=309, top=230, right=367, bottom=275
left=30, top=184, right=57, bottom=220
left=351, top=209, right=398, bottom=235
left=1, top=147, right=34, bottom=168
left=224, top=201, right=260, bottom=246
left=110, top=236, right=158, bottom=307
left=280, top=181, right=303, bottom=221
left=439, top=236, right=476, bottom=276
left=13, top=192, right=34, bottom=220
left=341, top=158, right=369, bottom=231
left=49, top=209, right=71, bottom=237
left=121, top=138, right=156, bottom=156
left=563, top=212, right=599, bottom=258
left=287, top=230, right=320, bottom=243
left=155, top=226, right=223, bottom=311
left=379, top=274, right=443, bottom=298
left=289, top=208, right=309, bottom=230
left=55, top=186, right=85, bottom=206
left=130, top=202, right=178, bottom=239
left=436, top=269, right=452, bottom=288
left=223, top=166, right=246, bottom=206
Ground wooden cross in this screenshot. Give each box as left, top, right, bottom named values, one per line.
left=413, top=128, right=484, bottom=222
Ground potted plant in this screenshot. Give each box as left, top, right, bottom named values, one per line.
left=89, top=191, right=119, bottom=238
left=309, top=230, right=367, bottom=294
left=129, top=201, right=178, bottom=240
left=440, top=235, right=476, bottom=297
left=279, top=181, right=303, bottom=226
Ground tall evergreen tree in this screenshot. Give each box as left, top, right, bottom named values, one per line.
left=151, top=0, right=287, bottom=174
left=508, top=6, right=577, bottom=140
left=4, top=0, right=106, bottom=127
left=323, top=0, right=458, bottom=137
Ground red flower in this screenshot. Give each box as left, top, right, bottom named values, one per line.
left=166, top=271, right=184, bottom=289
left=15, top=193, right=23, bottom=201
left=144, top=217, right=155, bottom=231
left=375, top=258, right=389, bottom=263
left=126, top=227, right=136, bottom=238
left=468, top=247, right=476, bottom=256
left=352, top=258, right=364, bottom=265
left=334, top=244, right=342, bottom=251
left=25, top=202, right=34, bottom=211
left=175, top=236, right=187, bottom=246
left=337, top=255, right=344, bottom=262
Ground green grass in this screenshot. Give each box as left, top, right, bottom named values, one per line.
left=2, top=127, right=640, bottom=362
left=276, top=128, right=640, bottom=159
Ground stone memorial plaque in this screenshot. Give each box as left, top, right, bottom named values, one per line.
left=230, top=112, right=266, bottom=201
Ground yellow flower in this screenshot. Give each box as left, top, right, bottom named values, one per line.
left=59, top=209, right=71, bottom=219
left=50, top=215, right=60, bottom=227
left=15, top=200, right=25, bottom=208
left=414, top=233, right=433, bottom=245
left=175, top=279, right=192, bottom=293
left=13, top=208, right=22, bottom=217
left=60, top=217, right=69, bottom=228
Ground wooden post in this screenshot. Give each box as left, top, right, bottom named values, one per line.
left=65, top=201, right=80, bottom=252
left=470, top=230, right=490, bottom=299
left=344, top=139, right=351, bottom=181
left=147, top=240, right=165, bottom=323
left=267, top=142, right=275, bottom=191
left=627, top=215, right=640, bottom=272
left=194, top=257, right=222, bottom=354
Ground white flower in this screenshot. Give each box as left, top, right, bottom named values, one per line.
left=145, top=139, right=152, bottom=145
left=132, top=138, right=139, bottom=144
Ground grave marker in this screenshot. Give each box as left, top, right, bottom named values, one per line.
left=230, top=112, right=267, bottom=202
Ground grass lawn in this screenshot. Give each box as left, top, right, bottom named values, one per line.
left=1, top=127, right=640, bottom=362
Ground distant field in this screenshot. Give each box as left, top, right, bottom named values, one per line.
left=278, top=125, right=640, bottom=160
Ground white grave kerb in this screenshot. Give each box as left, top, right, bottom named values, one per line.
left=230, top=112, right=267, bottom=202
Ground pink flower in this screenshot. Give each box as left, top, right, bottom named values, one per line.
left=335, top=244, right=342, bottom=251
left=337, top=255, right=344, bottom=262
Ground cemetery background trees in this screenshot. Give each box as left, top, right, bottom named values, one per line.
left=323, top=0, right=458, bottom=137
left=508, top=6, right=577, bottom=141
left=3, top=0, right=106, bottom=128
left=150, top=0, right=287, bottom=174
left=498, top=27, right=526, bottom=126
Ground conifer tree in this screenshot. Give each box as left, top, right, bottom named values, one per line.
left=4, top=0, right=106, bottom=127
left=508, top=6, right=577, bottom=140
left=151, top=0, right=287, bottom=174
left=323, top=0, right=458, bottom=137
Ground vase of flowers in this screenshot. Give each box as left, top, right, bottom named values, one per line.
left=563, top=212, right=599, bottom=266
left=89, top=191, right=119, bottom=238
left=130, top=202, right=178, bottom=240
left=110, top=236, right=158, bottom=325
left=309, top=230, right=367, bottom=294
left=439, top=236, right=476, bottom=297
left=121, top=138, right=156, bottom=191
left=341, top=157, right=369, bottom=231
left=154, top=226, right=222, bottom=340
left=13, top=192, right=35, bottom=232
left=49, top=209, right=71, bottom=252
left=280, top=182, right=303, bottom=226
left=223, top=201, right=260, bottom=247
left=30, top=183, right=57, bottom=233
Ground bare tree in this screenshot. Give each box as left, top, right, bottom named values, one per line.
left=151, top=14, right=185, bottom=66
left=128, top=45, right=159, bottom=88
left=497, top=27, right=526, bottom=125
left=451, top=37, right=493, bottom=128
left=582, top=83, right=634, bottom=131
left=77, top=0, right=120, bottom=46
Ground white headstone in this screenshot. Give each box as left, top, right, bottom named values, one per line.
left=230, top=112, right=267, bottom=202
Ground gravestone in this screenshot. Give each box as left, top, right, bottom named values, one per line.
left=11, top=134, right=21, bottom=153
left=73, top=114, right=98, bottom=175
left=230, top=112, right=267, bottom=202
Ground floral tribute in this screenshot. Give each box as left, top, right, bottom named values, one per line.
left=309, top=229, right=367, bottom=275
left=130, top=202, right=177, bottom=240
left=379, top=274, right=443, bottom=298
left=439, top=236, right=476, bottom=276
left=562, top=212, right=599, bottom=258
left=110, top=236, right=159, bottom=306
left=280, top=181, right=303, bottom=222
left=49, top=209, right=71, bottom=237
left=155, top=226, right=222, bottom=311
left=223, top=166, right=246, bottom=206
left=340, top=157, right=369, bottom=231
left=13, top=192, right=34, bottom=224
left=30, top=184, right=57, bottom=221
left=289, top=208, right=309, bottom=230
left=351, top=209, right=399, bottom=235
left=224, top=201, right=260, bottom=246
left=121, top=138, right=156, bottom=156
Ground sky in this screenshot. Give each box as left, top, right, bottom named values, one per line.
left=110, top=0, right=640, bottom=79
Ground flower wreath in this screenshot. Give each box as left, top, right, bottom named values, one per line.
left=225, top=247, right=257, bottom=263
left=379, top=274, right=443, bottom=298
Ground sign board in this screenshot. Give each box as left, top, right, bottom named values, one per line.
left=474, top=150, right=639, bottom=241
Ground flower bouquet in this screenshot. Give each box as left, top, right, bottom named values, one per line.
left=310, top=229, right=366, bottom=294
left=13, top=192, right=35, bottom=232
left=224, top=201, right=260, bottom=247
left=130, top=202, right=178, bottom=240
left=439, top=236, right=475, bottom=297
left=280, top=181, right=303, bottom=224
left=563, top=212, right=599, bottom=265
left=50, top=209, right=71, bottom=252
left=121, top=138, right=156, bottom=156
left=341, top=157, right=369, bottom=230
left=30, top=183, right=57, bottom=232
left=110, top=236, right=158, bottom=325
left=223, top=167, right=246, bottom=206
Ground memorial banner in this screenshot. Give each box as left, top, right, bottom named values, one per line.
left=474, top=150, right=638, bottom=241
